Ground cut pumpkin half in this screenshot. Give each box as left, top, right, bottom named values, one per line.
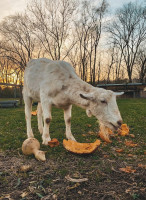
left=63, top=139, right=100, bottom=154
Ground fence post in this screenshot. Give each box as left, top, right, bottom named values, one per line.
left=14, top=86, right=16, bottom=98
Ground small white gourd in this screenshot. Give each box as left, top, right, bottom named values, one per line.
left=22, top=138, right=46, bottom=161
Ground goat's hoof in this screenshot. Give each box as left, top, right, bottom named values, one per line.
left=27, top=134, right=34, bottom=138
left=42, top=138, right=51, bottom=145
left=67, top=136, right=76, bottom=141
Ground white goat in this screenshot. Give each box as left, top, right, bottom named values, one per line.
left=23, top=58, right=123, bottom=145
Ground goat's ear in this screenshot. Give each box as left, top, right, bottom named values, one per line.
left=115, top=92, right=124, bottom=96
left=80, top=93, right=94, bottom=101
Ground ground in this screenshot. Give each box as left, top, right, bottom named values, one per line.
left=0, top=98, right=146, bottom=200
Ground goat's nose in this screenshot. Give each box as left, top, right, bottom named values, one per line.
left=117, top=120, right=123, bottom=127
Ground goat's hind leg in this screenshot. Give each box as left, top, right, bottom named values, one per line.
left=37, top=102, right=43, bottom=134
left=24, top=96, right=34, bottom=138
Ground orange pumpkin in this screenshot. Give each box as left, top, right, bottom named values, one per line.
left=99, top=128, right=113, bottom=143
left=48, top=138, right=59, bottom=147
left=63, top=139, right=100, bottom=154
left=118, top=124, right=129, bottom=136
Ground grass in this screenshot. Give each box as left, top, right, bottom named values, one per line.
left=0, top=98, right=146, bottom=200
left=0, top=98, right=145, bottom=155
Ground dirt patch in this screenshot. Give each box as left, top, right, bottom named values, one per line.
left=0, top=150, right=145, bottom=200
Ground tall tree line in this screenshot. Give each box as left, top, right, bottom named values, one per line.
left=0, top=0, right=145, bottom=84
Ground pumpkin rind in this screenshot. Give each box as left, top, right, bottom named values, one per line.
left=63, top=139, right=100, bottom=154
left=99, top=128, right=112, bottom=143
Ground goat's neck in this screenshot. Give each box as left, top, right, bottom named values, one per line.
left=67, top=79, right=94, bottom=109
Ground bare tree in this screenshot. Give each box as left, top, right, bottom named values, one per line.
left=27, top=0, right=77, bottom=60
left=136, top=48, right=146, bottom=82
left=75, top=0, right=108, bottom=83
left=0, top=14, right=36, bottom=74
left=108, top=2, right=146, bottom=82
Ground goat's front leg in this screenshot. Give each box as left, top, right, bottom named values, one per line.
left=64, top=105, right=76, bottom=141
left=41, top=99, right=52, bottom=145
left=24, top=96, right=34, bottom=138
left=37, top=102, right=43, bottom=134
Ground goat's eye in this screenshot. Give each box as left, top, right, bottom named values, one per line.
left=101, top=100, right=107, bottom=104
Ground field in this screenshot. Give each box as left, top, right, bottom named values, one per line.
left=0, top=98, right=146, bottom=200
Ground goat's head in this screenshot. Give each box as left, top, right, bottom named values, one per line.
left=80, top=88, right=123, bottom=131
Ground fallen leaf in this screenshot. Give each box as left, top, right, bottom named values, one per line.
left=119, top=166, right=136, bottom=173
left=0, top=194, right=14, bottom=200
left=48, top=138, right=59, bottom=147
left=65, top=175, right=88, bottom=183
left=125, top=140, right=138, bottom=147
left=21, top=192, right=29, bottom=198
left=88, top=131, right=96, bottom=135
left=82, top=134, right=87, bottom=137
left=144, top=152, right=146, bottom=155
left=138, top=164, right=146, bottom=168
left=67, top=183, right=80, bottom=190
left=103, top=155, right=109, bottom=158
left=128, top=154, right=134, bottom=157
left=31, top=110, right=37, bottom=116
left=20, top=165, right=32, bottom=172
left=115, top=149, right=124, bottom=153
left=87, top=124, right=92, bottom=127
left=129, top=134, right=135, bottom=138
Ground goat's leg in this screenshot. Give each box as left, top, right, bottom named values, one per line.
left=41, top=98, right=52, bottom=145
left=24, top=96, right=34, bottom=138
left=64, top=105, right=76, bottom=141
left=37, top=102, right=43, bottom=134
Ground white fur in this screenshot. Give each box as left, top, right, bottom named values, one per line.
left=23, top=58, right=123, bottom=145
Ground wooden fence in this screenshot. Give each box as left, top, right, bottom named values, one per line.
left=0, top=83, right=23, bottom=105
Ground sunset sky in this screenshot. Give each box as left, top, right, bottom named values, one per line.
left=0, top=0, right=144, bottom=21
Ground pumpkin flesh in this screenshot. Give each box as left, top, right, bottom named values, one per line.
left=63, top=139, right=100, bottom=154
left=118, top=124, right=129, bottom=136
left=99, top=127, right=113, bottom=143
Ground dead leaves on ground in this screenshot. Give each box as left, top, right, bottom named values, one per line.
left=119, top=166, right=136, bottom=173
left=115, top=149, right=124, bottom=153
left=125, top=140, right=138, bottom=147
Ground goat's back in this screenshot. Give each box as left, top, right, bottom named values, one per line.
left=23, top=58, right=78, bottom=100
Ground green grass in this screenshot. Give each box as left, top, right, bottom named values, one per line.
left=0, top=98, right=146, bottom=157
left=0, top=98, right=146, bottom=200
